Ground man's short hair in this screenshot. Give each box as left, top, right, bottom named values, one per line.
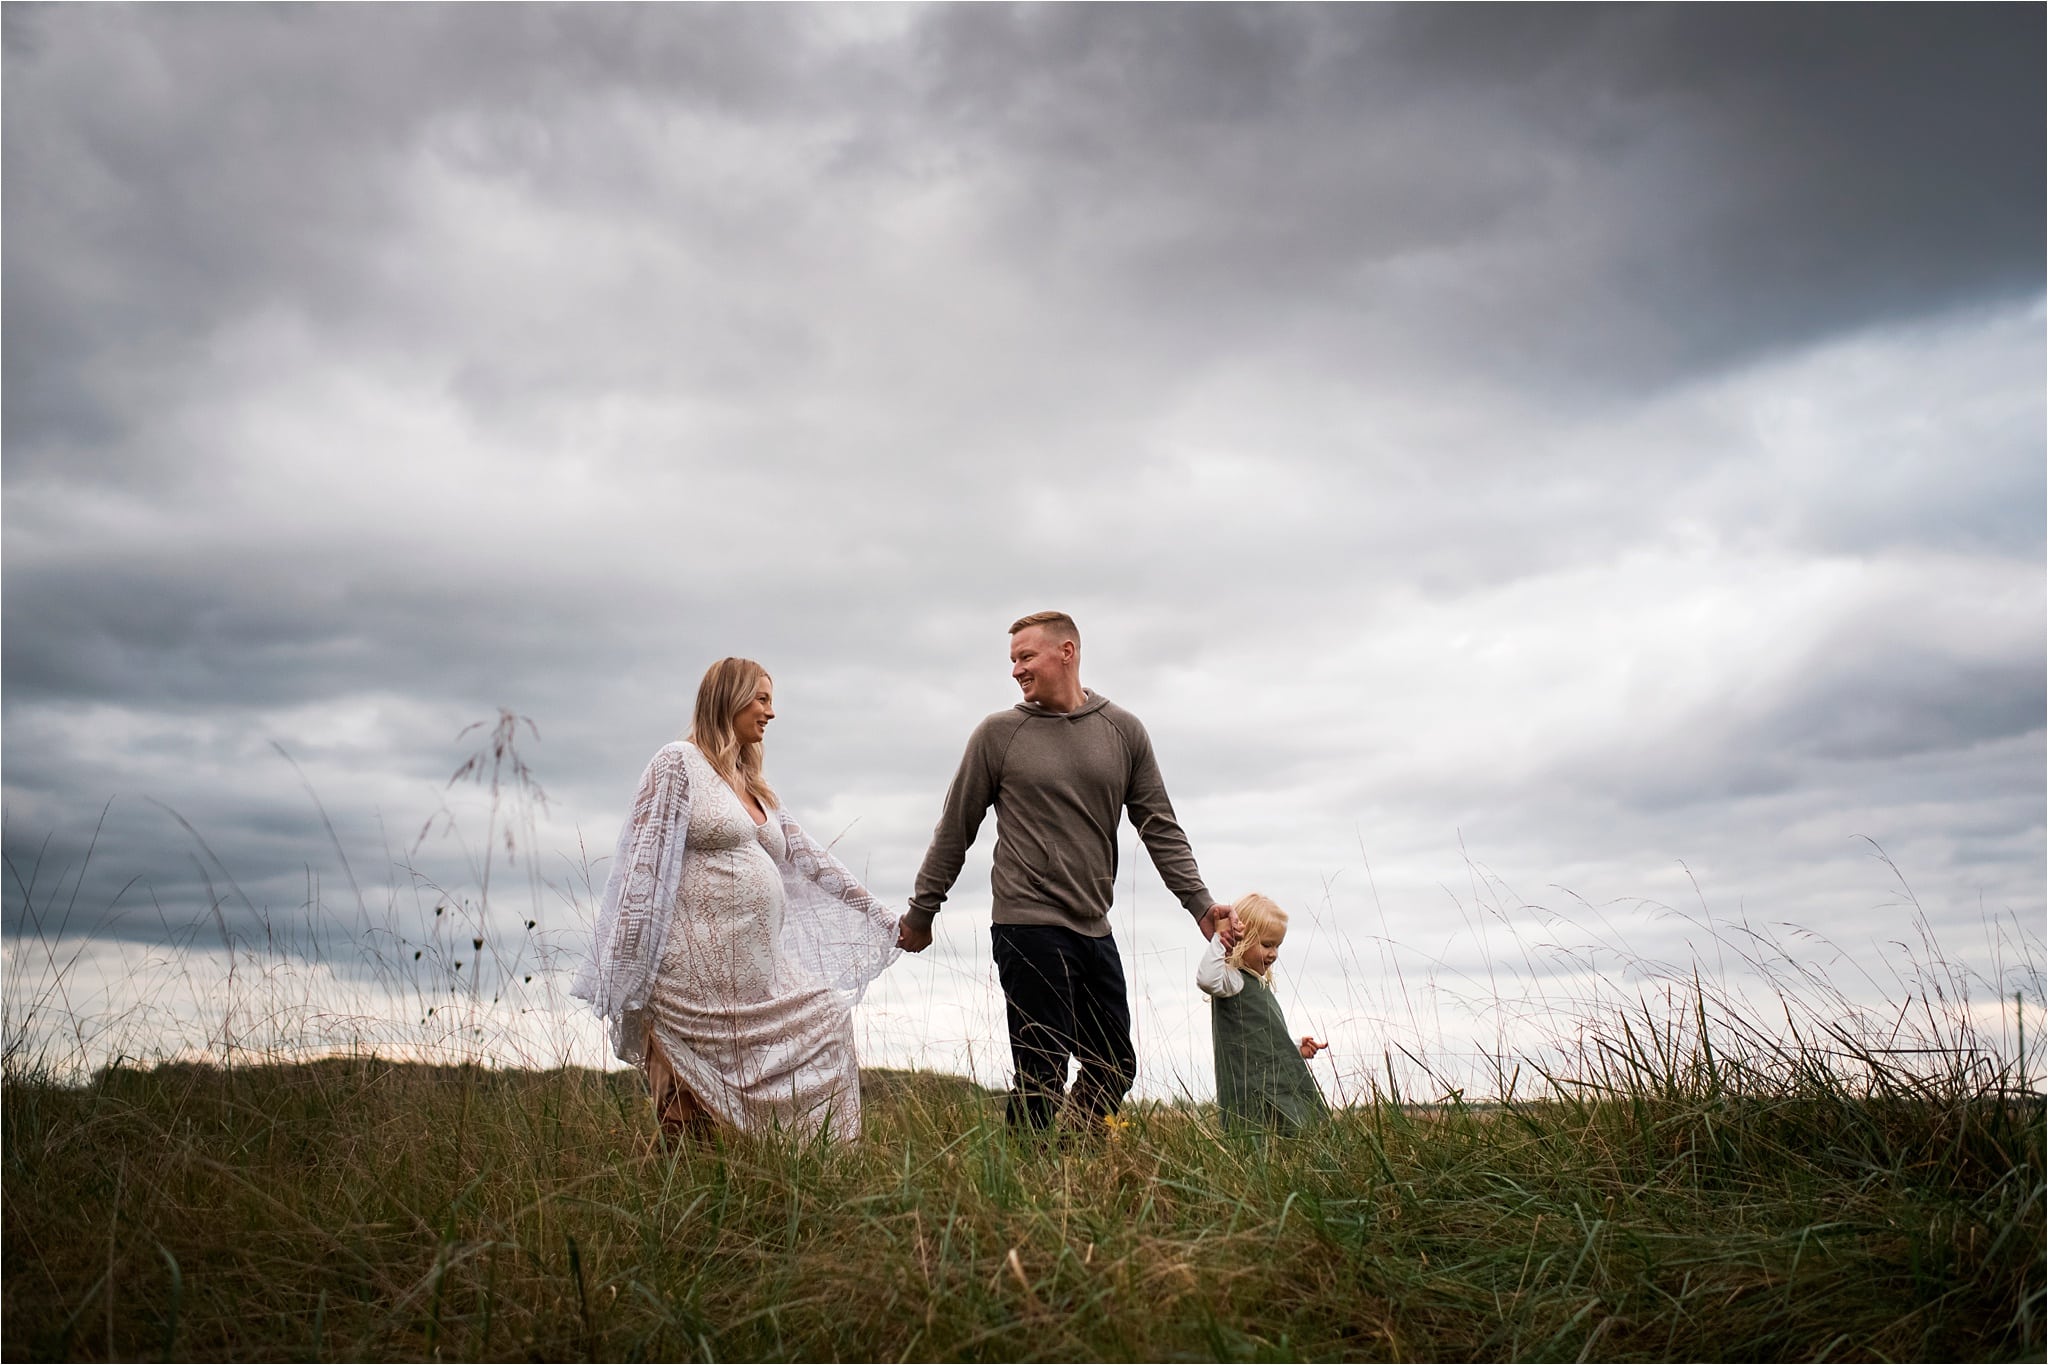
left=1008, top=610, right=1079, bottom=645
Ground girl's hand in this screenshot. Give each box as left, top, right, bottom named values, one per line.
left=1200, top=904, right=1239, bottom=945
left=1299, top=1037, right=1328, bottom=1060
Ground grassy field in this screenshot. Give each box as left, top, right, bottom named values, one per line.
left=5, top=732, right=2041, bottom=1360
left=4, top=1039, right=2040, bottom=1362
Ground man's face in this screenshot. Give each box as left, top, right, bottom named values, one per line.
left=1009, top=626, right=1072, bottom=705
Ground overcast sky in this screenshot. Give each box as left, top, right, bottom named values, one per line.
left=5, top=4, right=2042, bottom=1096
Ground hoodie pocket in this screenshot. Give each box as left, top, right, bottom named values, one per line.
left=1026, top=842, right=1065, bottom=895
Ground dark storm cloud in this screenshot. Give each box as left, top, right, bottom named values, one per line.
left=906, top=3, right=2043, bottom=391
left=9, top=5, right=2041, bottom=482
left=1769, top=657, right=2046, bottom=768
left=2, top=2, right=838, bottom=475
left=1594, top=4, right=2044, bottom=371
left=1, top=544, right=690, bottom=716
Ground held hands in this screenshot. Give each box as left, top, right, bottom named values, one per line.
left=895, top=915, right=933, bottom=954
left=1299, top=1037, right=1329, bottom=1060
left=1198, top=903, right=1239, bottom=945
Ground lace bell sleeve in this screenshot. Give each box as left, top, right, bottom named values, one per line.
left=570, top=743, right=692, bottom=1062
left=1196, top=931, right=1244, bottom=998
left=774, top=809, right=902, bottom=1001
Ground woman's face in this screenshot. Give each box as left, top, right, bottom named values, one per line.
left=735, top=676, right=775, bottom=745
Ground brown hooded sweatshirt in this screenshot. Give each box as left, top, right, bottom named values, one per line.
left=905, top=690, right=1214, bottom=937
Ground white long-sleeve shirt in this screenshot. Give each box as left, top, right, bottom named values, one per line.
left=1196, top=933, right=1246, bottom=999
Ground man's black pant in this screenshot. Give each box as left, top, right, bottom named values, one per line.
left=990, top=923, right=1137, bottom=1130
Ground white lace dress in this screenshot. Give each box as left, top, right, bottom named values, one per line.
left=572, top=742, right=900, bottom=1142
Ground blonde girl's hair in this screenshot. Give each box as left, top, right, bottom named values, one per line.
left=1226, top=893, right=1287, bottom=979
left=685, top=657, right=778, bottom=810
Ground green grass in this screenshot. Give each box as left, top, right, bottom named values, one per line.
left=4, top=1044, right=2040, bottom=1362
left=6, top=734, right=2041, bottom=1360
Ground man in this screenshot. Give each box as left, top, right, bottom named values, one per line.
left=896, top=611, right=1230, bottom=1131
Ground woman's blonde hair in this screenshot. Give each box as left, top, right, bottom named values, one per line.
left=686, top=657, right=778, bottom=810
left=1226, top=892, right=1288, bottom=978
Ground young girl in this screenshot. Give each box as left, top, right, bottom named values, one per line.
left=1197, top=893, right=1330, bottom=1134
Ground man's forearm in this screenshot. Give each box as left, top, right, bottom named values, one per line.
left=1135, top=813, right=1214, bottom=917
left=906, top=745, right=993, bottom=930
left=904, top=845, right=961, bottom=931
left=1127, top=753, right=1212, bottom=916
left=907, top=810, right=970, bottom=928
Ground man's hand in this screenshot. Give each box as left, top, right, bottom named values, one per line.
left=895, top=915, right=934, bottom=953
left=1299, top=1036, right=1329, bottom=1060
left=1197, top=903, right=1236, bottom=942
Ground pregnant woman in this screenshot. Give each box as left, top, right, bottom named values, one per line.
left=572, top=658, right=901, bottom=1142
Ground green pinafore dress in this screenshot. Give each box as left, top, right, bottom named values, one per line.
left=1212, top=972, right=1329, bottom=1135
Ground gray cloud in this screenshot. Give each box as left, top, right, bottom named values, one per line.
left=11, top=6, right=2041, bottom=477
left=3, top=3, right=2039, bottom=1082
